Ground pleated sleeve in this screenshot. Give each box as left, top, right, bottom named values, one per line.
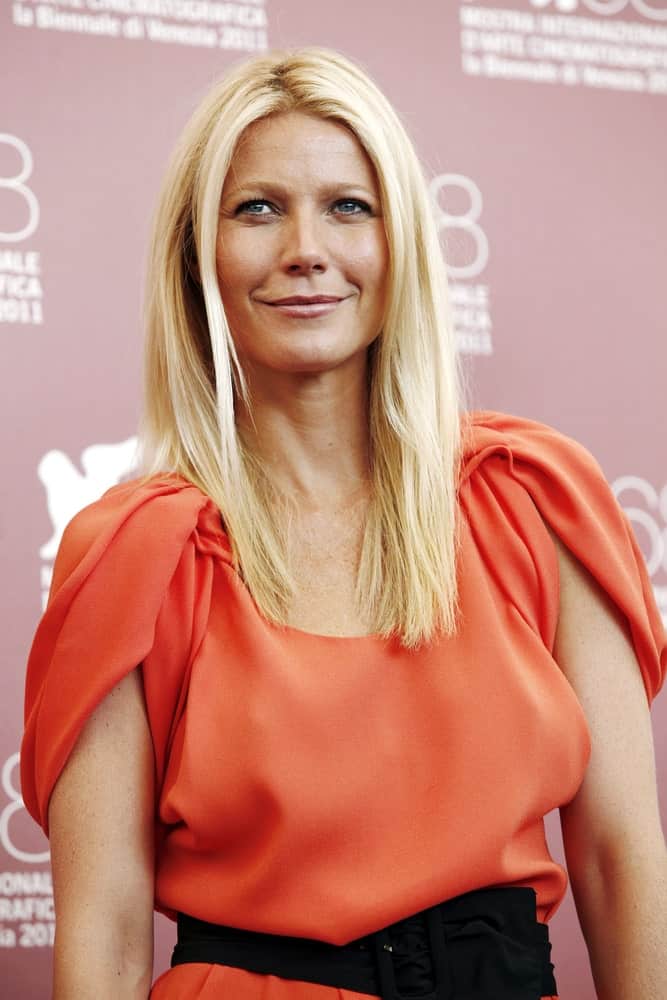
left=460, top=410, right=666, bottom=704
left=20, top=474, right=222, bottom=835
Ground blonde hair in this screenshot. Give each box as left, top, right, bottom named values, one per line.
left=139, top=47, right=468, bottom=648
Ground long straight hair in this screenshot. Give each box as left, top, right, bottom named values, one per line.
left=139, top=47, right=468, bottom=648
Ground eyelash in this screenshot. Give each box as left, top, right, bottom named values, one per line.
left=235, top=198, right=373, bottom=217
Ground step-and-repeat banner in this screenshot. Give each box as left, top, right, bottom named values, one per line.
left=2, top=1, right=666, bottom=996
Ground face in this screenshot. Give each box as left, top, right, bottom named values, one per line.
left=216, top=110, right=389, bottom=384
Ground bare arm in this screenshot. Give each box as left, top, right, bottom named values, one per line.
left=48, top=667, right=155, bottom=1000
left=547, top=525, right=667, bottom=1000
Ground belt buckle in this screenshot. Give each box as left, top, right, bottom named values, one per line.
left=370, top=905, right=453, bottom=1000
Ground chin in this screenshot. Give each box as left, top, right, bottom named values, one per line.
left=277, top=356, right=351, bottom=375
left=282, top=344, right=370, bottom=373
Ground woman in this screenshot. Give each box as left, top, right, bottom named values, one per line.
left=21, top=48, right=666, bottom=1000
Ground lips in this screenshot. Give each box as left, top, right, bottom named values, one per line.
left=266, top=295, right=344, bottom=305
left=260, top=294, right=348, bottom=318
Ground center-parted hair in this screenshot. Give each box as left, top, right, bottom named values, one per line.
left=140, top=47, right=467, bottom=647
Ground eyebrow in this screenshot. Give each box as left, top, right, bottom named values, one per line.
left=221, top=180, right=379, bottom=202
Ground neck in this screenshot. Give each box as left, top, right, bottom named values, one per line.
left=236, top=358, right=372, bottom=511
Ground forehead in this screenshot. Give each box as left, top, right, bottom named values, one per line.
left=224, top=111, right=378, bottom=189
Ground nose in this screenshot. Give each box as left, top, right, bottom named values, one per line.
left=281, top=207, right=327, bottom=275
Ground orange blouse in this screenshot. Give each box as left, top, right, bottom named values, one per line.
left=21, top=410, right=666, bottom=999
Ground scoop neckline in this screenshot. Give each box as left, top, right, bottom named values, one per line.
left=220, top=556, right=390, bottom=644
left=256, top=579, right=390, bottom=644
left=267, top=616, right=389, bottom=643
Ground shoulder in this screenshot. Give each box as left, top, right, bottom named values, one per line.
left=458, top=408, right=620, bottom=563
left=51, top=472, right=230, bottom=599
left=60, top=471, right=206, bottom=550
left=458, top=408, right=630, bottom=563
left=459, top=409, right=665, bottom=703
left=23, top=473, right=229, bottom=833
left=459, top=408, right=604, bottom=484
left=457, top=406, right=606, bottom=571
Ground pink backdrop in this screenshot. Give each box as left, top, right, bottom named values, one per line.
left=2, top=1, right=666, bottom=996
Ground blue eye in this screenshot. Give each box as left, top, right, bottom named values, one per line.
left=236, top=200, right=274, bottom=216
left=333, top=199, right=371, bottom=215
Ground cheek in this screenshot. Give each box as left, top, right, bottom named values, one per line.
left=348, top=236, right=389, bottom=302
left=363, top=235, right=389, bottom=324
left=216, top=232, right=269, bottom=294
left=341, top=227, right=388, bottom=279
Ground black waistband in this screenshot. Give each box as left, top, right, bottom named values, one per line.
left=172, top=886, right=558, bottom=999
